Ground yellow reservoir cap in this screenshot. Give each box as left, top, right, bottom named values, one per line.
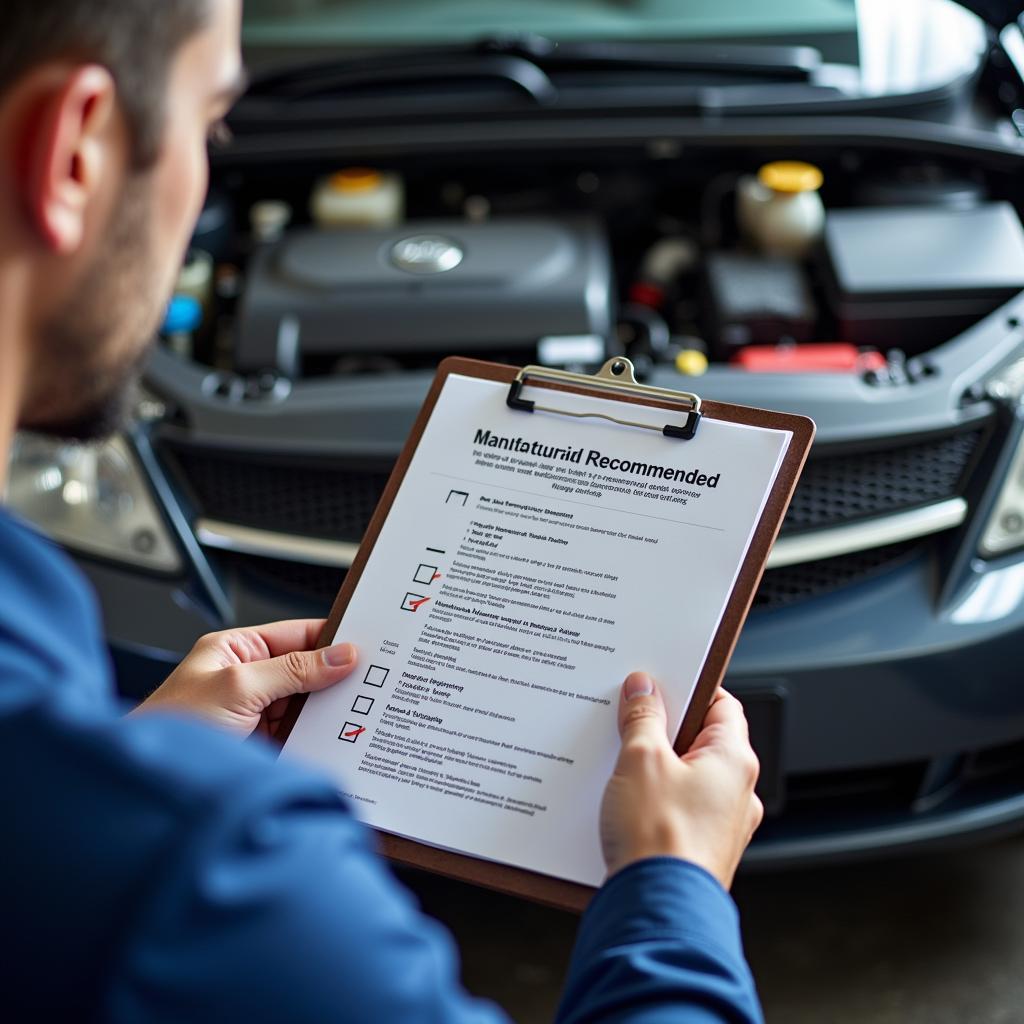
left=675, top=349, right=709, bottom=376
left=329, top=168, right=383, bottom=193
left=758, top=161, right=824, bottom=195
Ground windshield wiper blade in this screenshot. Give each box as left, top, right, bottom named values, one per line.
left=247, top=34, right=821, bottom=106
left=250, top=50, right=558, bottom=106
left=479, top=32, right=821, bottom=81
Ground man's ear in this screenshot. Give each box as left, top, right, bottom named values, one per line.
left=18, top=65, right=121, bottom=255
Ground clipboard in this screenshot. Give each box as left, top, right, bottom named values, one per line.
left=276, top=355, right=815, bottom=912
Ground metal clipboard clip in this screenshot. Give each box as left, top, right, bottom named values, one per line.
left=506, top=357, right=702, bottom=440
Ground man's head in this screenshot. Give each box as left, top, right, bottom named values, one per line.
left=0, top=0, right=244, bottom=440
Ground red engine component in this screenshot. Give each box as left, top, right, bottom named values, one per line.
left=732, top=343, right=887, bottom=374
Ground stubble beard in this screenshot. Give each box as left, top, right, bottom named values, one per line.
left=22, top=172, right=166, bottom=443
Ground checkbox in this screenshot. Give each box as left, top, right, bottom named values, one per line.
left=363, top=665, right=389, bottom=687
left=401, top=592, right=431, bottom=613
left=414, top=563, right=440, bottom=585
left=338, top=721, right=367, bottom=743
left=446, top=489, right=469, bottom=506
left=351, top=695, right=374, bottom=715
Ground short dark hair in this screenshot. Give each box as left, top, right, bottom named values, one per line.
left=0, top=0, right=210, bottom=167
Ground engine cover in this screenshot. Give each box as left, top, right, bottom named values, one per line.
left=234, top=217, right=614, bottom=375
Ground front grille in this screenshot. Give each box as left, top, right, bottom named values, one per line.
left=757, top=735, right=1024, bottom=831
left=161, top=423, right=986, bottom=612
left=213, top=539, right=923, bottom=613
left=780, top=428, right=985, bottom=534
left=784, top=762, right=928, bottom=817
left=162, top=424, right=988, bottom=545
left=965, top=738, right=1024, bottom=785
left=217, top=550, right=345, bottom=605
left=753, top=540, right=923, bottom=610
left=161, top=445, right=392, bottom=541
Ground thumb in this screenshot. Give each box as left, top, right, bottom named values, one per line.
left=617, top=671, right=670, bottom=748
left=227, top=641, right=358, bottom=708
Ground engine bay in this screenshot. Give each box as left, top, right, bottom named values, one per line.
left=167, top=149, right=1024, bottom=393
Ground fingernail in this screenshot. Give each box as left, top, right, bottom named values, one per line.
left=624, top=672, right=654, bottom=700
left=323, top=642, right=355, bottom=667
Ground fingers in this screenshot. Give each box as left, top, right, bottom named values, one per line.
left=225, top=641, right=358, bottom=708
left=750, top=794, right=765, bottom=837
left=685, top=687, right=750, bottom=755
left=260, top=695, right=293, bottom=741
left=227, top=619, right=328, bottom=659
left=685, top=688, right=761, bottom=793
left=616, top=672, right=669, bottom=747
left=702, top=687, right=748, bottom=735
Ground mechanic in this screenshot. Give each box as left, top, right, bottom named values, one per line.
left=0, top=1, right=765, bottom=1020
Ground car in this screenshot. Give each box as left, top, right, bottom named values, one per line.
left=10, top=0, right=1024, bottom=869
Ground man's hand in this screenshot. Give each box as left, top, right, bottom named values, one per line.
left=600, top=673, right=763, bottom=889
left=131, top=619, right=357, bottom=740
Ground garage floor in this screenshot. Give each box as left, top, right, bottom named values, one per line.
left=404, top=833, right=1024, bottom=1023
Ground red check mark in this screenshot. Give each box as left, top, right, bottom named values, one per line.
left=409, top=596, right=431, bottom=611
left=344, top=726, right=366, bottom=739
left=431, top=572, right=442, bottom=582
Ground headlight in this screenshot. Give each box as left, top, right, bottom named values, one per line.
left=5, top=433, right=182, bottom=573
left=980, top=432, right=1024, bottom=557
left=979, top=355, right=1024, bottom=557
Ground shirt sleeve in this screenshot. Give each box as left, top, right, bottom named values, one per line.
left=555, top=858, right=764, bottom=1024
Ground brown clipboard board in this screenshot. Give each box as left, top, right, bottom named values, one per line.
left=276, top=355, right=815, bottom=913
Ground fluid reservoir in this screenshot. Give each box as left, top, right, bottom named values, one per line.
left=737, top=161, right=825, bottom=259
left=310, top=167, right=404, bottom=228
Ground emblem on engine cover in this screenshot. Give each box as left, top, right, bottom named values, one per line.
left=390, top=235, right=465, bottom=274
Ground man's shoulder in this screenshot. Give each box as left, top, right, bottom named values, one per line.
left=0, top=507, right=108, bottom=700
left=0, top=505, right=90, bottom=585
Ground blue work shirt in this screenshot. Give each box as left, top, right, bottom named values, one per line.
left=0, top=507, right=763, bottom=1022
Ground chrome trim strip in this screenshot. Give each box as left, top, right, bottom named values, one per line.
left=197, top=497, right=967, bottom=574
left=195, top=518, right=361, bottom=568
left=767, top=498, right=968, bottom=570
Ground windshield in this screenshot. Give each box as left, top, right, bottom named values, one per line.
left=244, top=0, right=860, bottom=55
left=242, top=0, right=986, bottom=97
